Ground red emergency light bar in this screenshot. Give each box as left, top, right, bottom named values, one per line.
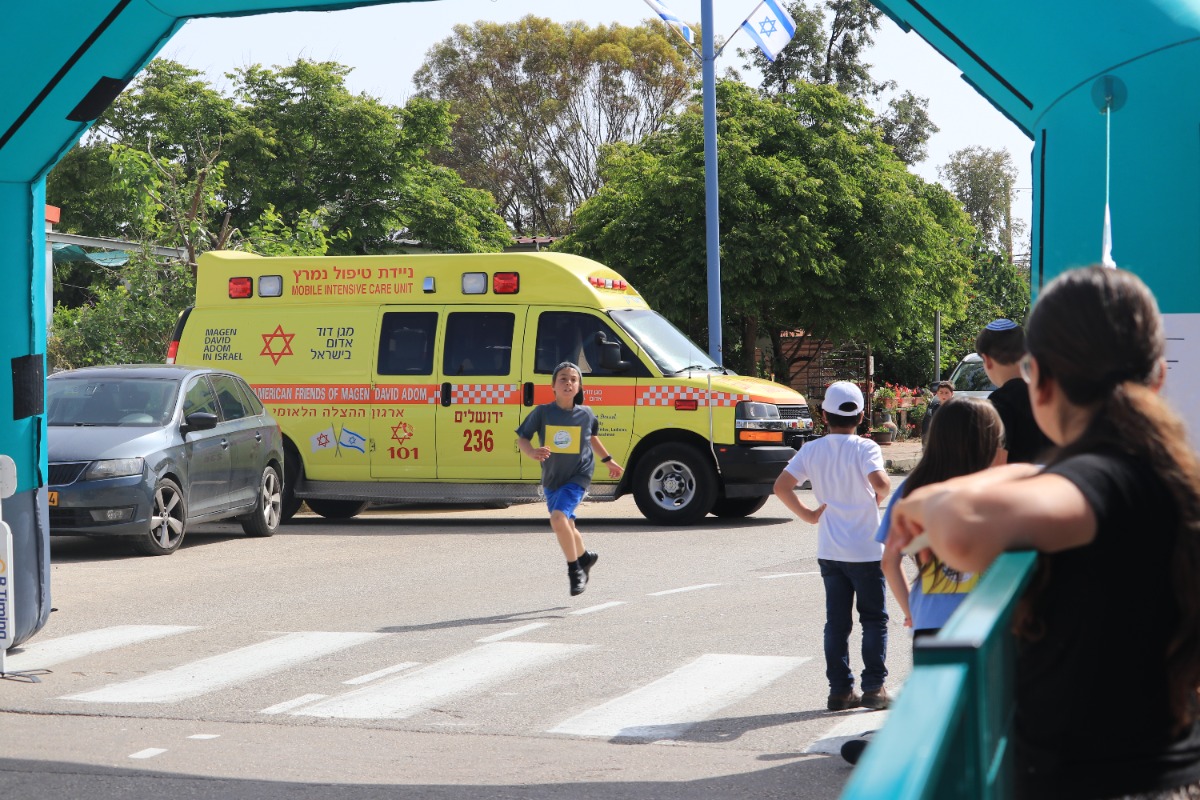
left=493, top=272, right=520, bottom=294
left=228, top=277, right=253, bottom=298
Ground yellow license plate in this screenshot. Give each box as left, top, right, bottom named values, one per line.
left=48, top=491, right=58, bottom=506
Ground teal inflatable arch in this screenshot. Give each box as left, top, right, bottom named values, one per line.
left=2, top=1, right=426, bottom=649
left=873, top=0, right=1200, bottom=426
left=4, top=1, right=1200, bottom=647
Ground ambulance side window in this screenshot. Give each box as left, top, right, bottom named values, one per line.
left=444, top=312, right=515, bottom=376
left=534, top=312, right=646, bottom=377
left=378, top=312, right=437, bottom=375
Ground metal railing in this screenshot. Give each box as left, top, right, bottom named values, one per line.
left=841, top=550, right=1039, bottom=800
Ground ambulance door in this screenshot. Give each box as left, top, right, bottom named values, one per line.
left=520, top=309, right=643, bottom=482
left=371, top=309, right=439, bottom=479
left=436, top=308, right=527, bottom=479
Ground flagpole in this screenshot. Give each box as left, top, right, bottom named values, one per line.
left=701, top=0, right=722, bottom=366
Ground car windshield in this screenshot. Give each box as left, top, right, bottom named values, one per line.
left=949, top=359, right=997, bottom=393
left=47, top=377, right=180, bottom=427
left=609, top=309, right=724, bottom=375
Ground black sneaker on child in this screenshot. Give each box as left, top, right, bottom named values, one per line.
left=569, top=563, right=587, bottom=596
left=579, top=550, right=599, bottom=578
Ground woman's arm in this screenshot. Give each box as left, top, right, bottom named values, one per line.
left=888, top=470, right=1096, bottom=574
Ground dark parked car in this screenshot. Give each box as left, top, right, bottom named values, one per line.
left=47, top=365, right=284, bottom=555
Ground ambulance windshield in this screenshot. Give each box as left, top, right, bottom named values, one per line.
left=610, top=309, right=724, bottom=375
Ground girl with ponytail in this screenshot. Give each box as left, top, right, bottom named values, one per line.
left=888, top=266, right=1200, bottom=799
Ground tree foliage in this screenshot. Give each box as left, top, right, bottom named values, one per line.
left=738, top=0, right=938, bottom=165
left=938, top=145, right=1024, bottom=261
left=48, top=58, right=511, bottom=257
left=414, top=15, right=698, bottom=235
left=558, top=80, right=974, bottom=379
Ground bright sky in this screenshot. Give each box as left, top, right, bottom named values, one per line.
left=163, top=0, right=1034, bottom=238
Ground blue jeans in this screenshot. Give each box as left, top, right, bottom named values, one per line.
left=818, top=558, right=888, bottom=694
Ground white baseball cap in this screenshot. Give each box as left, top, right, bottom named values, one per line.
left=823, top=381, right=865, bottom=415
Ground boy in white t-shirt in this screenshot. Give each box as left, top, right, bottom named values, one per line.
left=773, top=381, right=892, bottom=711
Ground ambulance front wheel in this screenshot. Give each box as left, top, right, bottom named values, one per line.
left=632, top=443, right=717, bottom=525
left=710, top=496, right=769, bottom=518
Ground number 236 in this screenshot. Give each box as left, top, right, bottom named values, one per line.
left=462, top=428, right=494, bottom=452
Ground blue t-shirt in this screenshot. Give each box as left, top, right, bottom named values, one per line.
left=875, top=484, right=980, bottom=632
left=515, top=402, right=599, bottom=491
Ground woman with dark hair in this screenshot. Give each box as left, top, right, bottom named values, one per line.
left=887, top=266, right=1200, bottom=798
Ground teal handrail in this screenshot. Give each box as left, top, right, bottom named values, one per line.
left=840, top=550, right=1039, bottom=800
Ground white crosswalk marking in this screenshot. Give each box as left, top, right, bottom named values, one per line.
left=6, top=625, right=198, bottom=671
left=60, top=631, right=384, bottom=704
left=549, top=653, right=809, bottom=740
left=294, top=641, right=589, bottom=720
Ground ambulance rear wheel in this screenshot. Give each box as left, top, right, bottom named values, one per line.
left=632, top=443, right=716, bottom=525
left=307, top=499, right=369, bottom=519
left=281, top=443, right=303, bottom=523
left=710, top=496, right=769, bottom=518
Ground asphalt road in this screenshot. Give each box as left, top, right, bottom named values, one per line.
left=0, top=478, right=911, bottom=800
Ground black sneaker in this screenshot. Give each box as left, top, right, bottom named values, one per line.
left=841, top=736, right=870, bottom=764
left=569, top=564, right=587, bottom=596
left=579, top=550, right=599, bottom=578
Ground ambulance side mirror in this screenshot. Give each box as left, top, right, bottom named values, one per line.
left=594, top=331, right=629, bottom=372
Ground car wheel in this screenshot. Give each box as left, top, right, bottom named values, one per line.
left=132, top=478, right=187, bottom=556
left=281, top=443, right=303, bottom=523
left=709, top=496, right=769, bottom=518
left=632, top=443, right=717, bottom=525
left=306, top=499, right=369, bottom=519
left=241, top=464, right=282, bottom=537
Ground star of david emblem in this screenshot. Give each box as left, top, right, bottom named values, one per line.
left=758, top=17, right=779, bottom=36
left=260, top=324, right=295, bottom=365
left=315, top=432, right=331, bottom=448
left=390, top=421, right=413, bottom=444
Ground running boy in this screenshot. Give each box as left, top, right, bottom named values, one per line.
left=773, top=381, right=892, bottom=710
left=517, top=361, right=624, bottom=596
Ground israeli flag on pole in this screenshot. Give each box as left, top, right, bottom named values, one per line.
left=338, top=426, right=367, bottom=453
left=741, top=0, right=796, bottom=62
left=644, top=0, right=694, bottom=45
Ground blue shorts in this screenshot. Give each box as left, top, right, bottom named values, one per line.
left=545, top=483, right=587, bottom=519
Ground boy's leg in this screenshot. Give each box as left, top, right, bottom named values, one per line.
left=848, top=561, right=889, bottom=696
left=818, top=559, right=856, bottom=698
left=549, top=511, right=583, bottom=561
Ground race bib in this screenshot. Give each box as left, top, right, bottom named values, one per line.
left=545, top=424, right=582, bottom=454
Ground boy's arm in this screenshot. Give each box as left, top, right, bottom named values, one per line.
left=589, top=435, right=624, bottom=478
left=517, top=436, right=550, bottom=462
left=773, top=470, right=826, bottom=525
left=881, top=541, right=911, bottom=627
left=868, top=470, right=890, bottom=505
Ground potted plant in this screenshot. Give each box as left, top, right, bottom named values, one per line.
left=870, top=425, right=895, bottom=444
left=873, top=385, right=896, bottom=411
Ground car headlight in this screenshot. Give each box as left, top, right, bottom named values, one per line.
left=84, top=458, right=145, bottom=480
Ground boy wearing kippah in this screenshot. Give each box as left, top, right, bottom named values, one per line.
left=976, top=318, right=1053, bottom=464
left=774, top=381, right=892, bottom=711
left=516, top=361, right=624, bottom=596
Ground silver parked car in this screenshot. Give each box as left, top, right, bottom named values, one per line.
left=47, top=365, right=284, bottom=555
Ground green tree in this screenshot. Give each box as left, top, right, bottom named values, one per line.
left=938, top=145, right=1024, bottom=261
left=48, top=58, right=510, bottom=258
left=559, top=80, right=974, bottom=379
left=414, top=16, right=698, bottom=235
left=740, top=0, right=939, bottom=166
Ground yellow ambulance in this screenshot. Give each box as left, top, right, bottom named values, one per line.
left=168, top=250, right=815, bottom=524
